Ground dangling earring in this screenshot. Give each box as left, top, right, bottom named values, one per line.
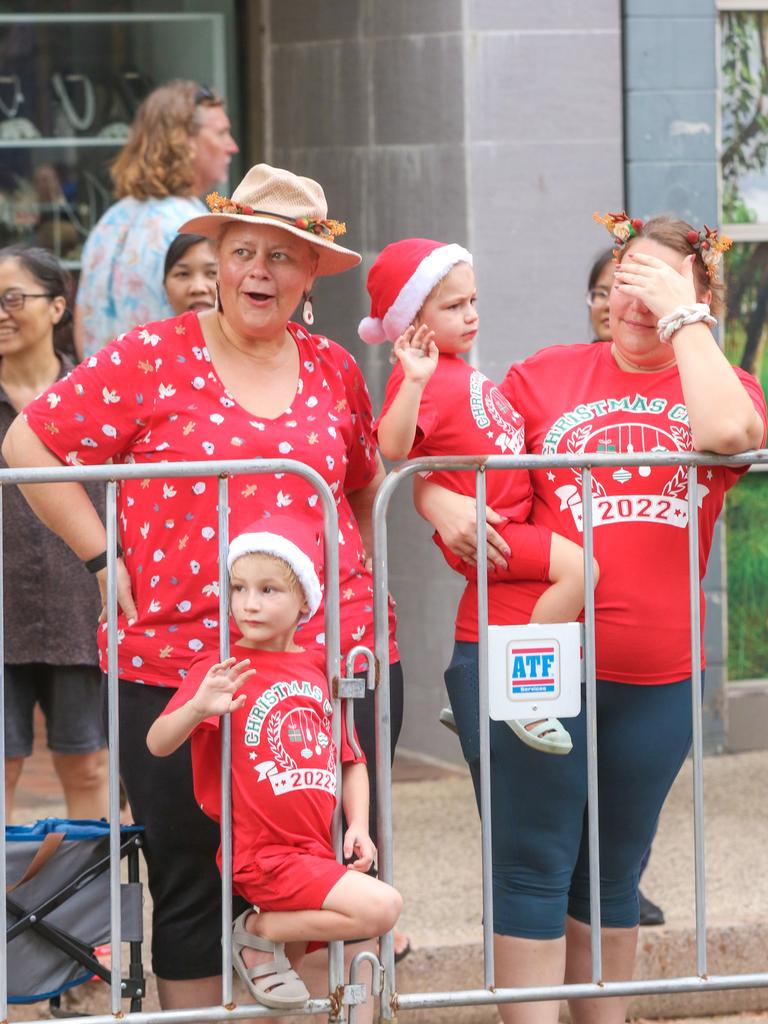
left=215, top=282, right=223, bottom=313
left=301, top=292, right=314, bottom=326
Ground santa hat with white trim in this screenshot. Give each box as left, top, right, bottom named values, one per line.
left=358, top=238, right=473, bottom=345
left=227, top=515, right=323, bottom=625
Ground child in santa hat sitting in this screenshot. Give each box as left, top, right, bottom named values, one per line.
left=361, top=238, right=599, bottom=757
left=147, top=516, right=401, bottom=1011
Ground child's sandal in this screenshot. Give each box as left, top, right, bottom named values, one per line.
left=506, top=717, right=573, bottom=756
left=232, top=909, right=310, bottom=1009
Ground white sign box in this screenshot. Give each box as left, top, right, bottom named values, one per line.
left=488, top=622, right=583, bottom=721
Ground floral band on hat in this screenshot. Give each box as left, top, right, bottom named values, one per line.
left=592, top=210, right=645, bottom=258
left=686, top=224, right=733, bottom=280
left=205, top=192, right=347, bottom=242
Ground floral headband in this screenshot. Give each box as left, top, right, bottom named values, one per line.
left=593, top=210, right=732, bottom=279
left=592, top=210, right=644, bottom=256
left=205, top=191, right=347, bottom=241
left=686, top=225, right=733, bottom=279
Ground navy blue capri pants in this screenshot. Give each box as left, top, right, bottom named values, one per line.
left=445, top=641, right=696, bottom=939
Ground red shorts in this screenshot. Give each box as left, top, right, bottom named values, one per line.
left=434, top=521, right=553, bottom=584
left=233, top=844, right=347, bottom=912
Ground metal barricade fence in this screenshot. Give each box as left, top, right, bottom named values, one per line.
left=2, top=449, right=768, bottom=1024
left=371, top=448, right=768, bottom=1021
left=0, top=457, right=378, bottom=1024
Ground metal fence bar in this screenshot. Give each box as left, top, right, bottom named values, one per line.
left=217, top=477, right=234, bottom=1007
left=0, top=486, right=6, bottom=1022
left=392, top=971, right=768, bottom=1011
left=687, top=465, right=708, bottom=975
left=580, top=467, right=602, bottom=981
left=106, top=480, right=123, bottom=1014
left=475, top=468, right=495, bottom=987
left=372, top=471, right=396, bottom=1023
left=321, top=470, right=345, bottom=1022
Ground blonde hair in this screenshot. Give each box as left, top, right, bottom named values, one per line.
left=111, top=80, right=222, bottom=200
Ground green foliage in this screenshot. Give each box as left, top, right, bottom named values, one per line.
left=726, top=474, right=768, bottom=679
left=721, top=11, right=768, bottom=221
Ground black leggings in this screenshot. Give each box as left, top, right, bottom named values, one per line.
left=104, top=662, right=404, bottom=979
left=445, top=642, right=695, bottom=939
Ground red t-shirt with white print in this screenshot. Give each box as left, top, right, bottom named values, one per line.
left=374, top=354, right=533, bottom=519
left=23, top=313, right=398, bottom=686
left=454, top=341, right=766, bottom=685
left=162, top=644, right=364, bottom=884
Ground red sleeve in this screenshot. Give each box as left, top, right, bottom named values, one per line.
left=319, top=337, right=378, bottom=492
left=338, top=700, right=366, bottom=765
left=372, top=362, right=438, bottom=451
left=23, top=324, right=163, bottom=466
left=161, top=653, right=220, bottom=731
left=725, top=366, right=767, bottom=483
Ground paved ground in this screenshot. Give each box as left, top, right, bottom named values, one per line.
left=6, top=714, right=768, bottom=1022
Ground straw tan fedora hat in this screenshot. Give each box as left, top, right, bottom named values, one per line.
left=179, top=163, right=361, bottom=277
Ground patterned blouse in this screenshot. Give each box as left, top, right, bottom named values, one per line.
left=76, top=194, right=206, bottom=359
left=24, top=313, right=398, bottom=686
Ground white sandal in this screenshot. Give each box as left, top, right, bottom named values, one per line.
left=506, top=717, right=573, bottom=756
left=232, top=909, right=310, bottom=1009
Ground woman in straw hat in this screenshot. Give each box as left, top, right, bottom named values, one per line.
left=3, top=164, right=403, bottom=1012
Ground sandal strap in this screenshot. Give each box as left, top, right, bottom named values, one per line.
left=246, top=951, right=292, bottom=980
left=520, top=718, right=568, bottom=740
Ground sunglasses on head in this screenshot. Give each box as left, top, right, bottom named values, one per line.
left=194, top=85, right=217, bottom=104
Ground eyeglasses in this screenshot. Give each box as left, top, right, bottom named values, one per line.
left=586, top=287, right=610, bottom=308
left=0, top=291, right=54, bottom=312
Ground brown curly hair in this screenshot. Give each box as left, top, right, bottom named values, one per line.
left=626, top=215, right=724, bottom=316
left=111, top=80, right=223, bottom=200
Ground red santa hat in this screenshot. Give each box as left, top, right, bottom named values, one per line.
left=227, top=515, right=323, bottom=624
left=358, top=237, right=473, bottom=344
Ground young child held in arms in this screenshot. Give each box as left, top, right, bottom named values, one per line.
left=147, top=517, right=401, bottom=1010
left=361, top=239, right=599, bottom=756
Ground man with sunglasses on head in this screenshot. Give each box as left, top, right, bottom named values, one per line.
left=74, top=80, right=238, bottom=360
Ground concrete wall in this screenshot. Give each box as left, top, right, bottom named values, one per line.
left=624, top=0, right=726, bottom=750
left=265, top=0, right=624, bottom=762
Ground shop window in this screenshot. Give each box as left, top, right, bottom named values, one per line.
left=0, top=3, right=239, bottom=270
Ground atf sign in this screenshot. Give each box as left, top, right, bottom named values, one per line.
left=488, top=623, right=582, bottom=721
left=509, top=645, right=558, bottom=695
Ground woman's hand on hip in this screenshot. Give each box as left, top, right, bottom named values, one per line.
left=96, top=557, right=138, bottom=626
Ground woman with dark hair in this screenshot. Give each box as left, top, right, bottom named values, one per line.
left=586, top=248, right=615, bottom=341
left=163, top=233, right=218, bottom=315
left=0, top=246, right=106, bottom=821
left=74, top=80, right=238, bottom=359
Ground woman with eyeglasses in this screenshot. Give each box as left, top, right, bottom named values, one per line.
left=74, top=80, right=238, bottom=360
left=0, top=245, right=107, bottom=822
left=586, top=248, right=615, bottom=341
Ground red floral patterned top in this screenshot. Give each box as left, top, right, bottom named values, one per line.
left=24, top=312, right=398, bottom=686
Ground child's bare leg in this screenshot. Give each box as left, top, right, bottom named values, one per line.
left=241, top=873, right=401, bottom=972
left=530, top=534, right=599, bottom=624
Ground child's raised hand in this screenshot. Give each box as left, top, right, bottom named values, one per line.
left=343, top=825, right=376, bottom=872
left=189, top=657, right=254, bottom=719
left=393, top=324, right=439, bottom=384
